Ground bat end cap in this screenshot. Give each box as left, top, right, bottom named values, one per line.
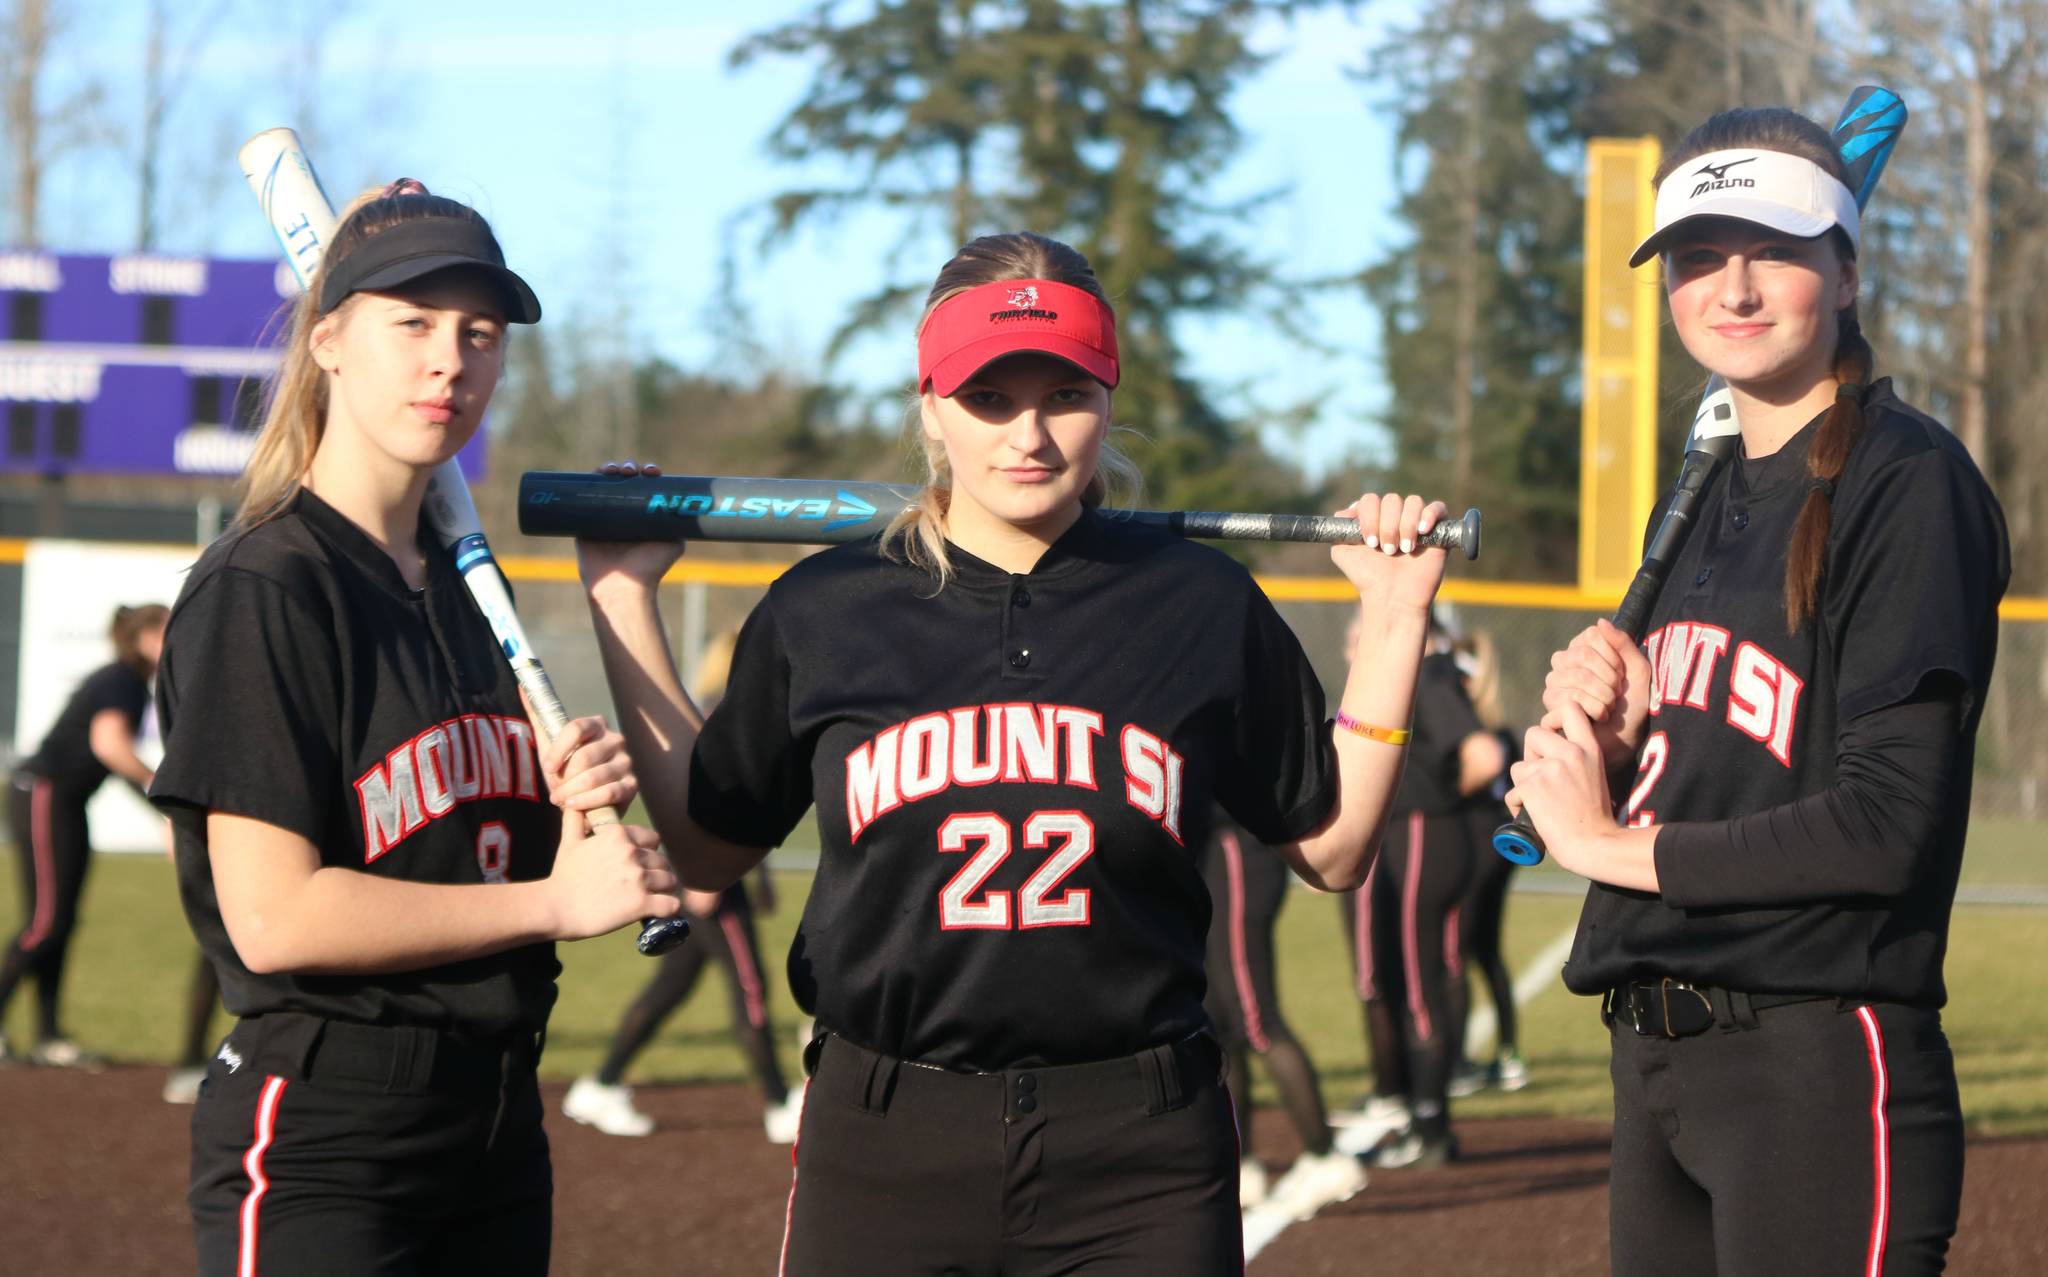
left=1492, top=822, right=1547, bottom=866
left=636, top=917, right=692, bottom=956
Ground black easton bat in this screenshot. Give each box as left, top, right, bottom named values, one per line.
left=238, top=128, right=689, bottom=955
left=517, top=471, right=1483, bottom=559
left=1492, top=86, right=1909, bottom=866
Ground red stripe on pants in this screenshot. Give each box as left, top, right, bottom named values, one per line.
left=1856, top=1007, right=1891, bottom=1277
left=238, top=1075, right=288, bottom=1277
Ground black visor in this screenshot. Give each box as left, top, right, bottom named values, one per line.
left=317, top=216, right=542, bottom=323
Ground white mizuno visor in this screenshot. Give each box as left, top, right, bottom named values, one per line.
left=1630, top=148, right=1860, bottom=268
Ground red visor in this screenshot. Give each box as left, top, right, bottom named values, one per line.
left=917, top=278, right=1120, bottom=397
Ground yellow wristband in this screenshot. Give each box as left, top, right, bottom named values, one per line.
left=1334, top=711, right=1411, bottom=745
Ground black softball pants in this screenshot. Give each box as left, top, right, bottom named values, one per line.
left=189, top=1012, right=552, bottom=1276
left=0, top=773, right=94, bottom=1040
left=1203, top=826, right=1334, bottom=1156
left=1457, top=805, right=1519, bottom=1055
left=1340, top=810, right=1473, bottom=1133
left=1607, top=997, right=1963, bottom=1276
left=595, top=887, right=789, bottom=1104
left=780, top=1031, right=1240, bottom=1275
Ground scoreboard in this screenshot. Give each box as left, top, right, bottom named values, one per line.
left=0, top=249, right=484, bottom=477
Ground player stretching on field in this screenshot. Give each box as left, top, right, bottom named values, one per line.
left=565, top=631, right=802, bottom=1143
left=150, top=181, right=680, bottom=1276
left=1511, top=108, right=2008, bottom=1275
left=0, top=603, right=167, bottom=1068
left=578, top=231, right=1449, bottom=1274
left=1203, top=808, right=1366, bottom=1220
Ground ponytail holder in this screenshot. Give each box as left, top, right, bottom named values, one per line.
left=1835, top=381, right=1863, bottom=400
left=382, top=177, right=429, bottom=199
left=1809, top=477, right=1836, bottom=498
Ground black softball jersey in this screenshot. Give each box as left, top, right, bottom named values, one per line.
left=688, top=509, right=1339, bottom=1071
left=151, top=488, right=562, bottom=1042
left=1395, top=651, right=1485, bottom=816
left=26, top=662, right=150, bottom=795
left=1565, top=380, right=2009, bottom=1006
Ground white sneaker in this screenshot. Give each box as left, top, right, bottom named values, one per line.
left=1447, top=1059, right=1490, bottom=1098
left=162, top=1066, right=206, bottom=1104
left=1331, top=1095, right=1410, bottom=1157
left=562, top=1076, right=653, bottom=1137
left=1238, top=1157, right=1270, bottom=1209
left=1497, top=1050, right=1530, bottom=1092
left=1264, top=1149, right=1370, bottom=1221
left=763, top=1086, right=805, bottom=1144
left=28, top=1038, right=105, bottom=1071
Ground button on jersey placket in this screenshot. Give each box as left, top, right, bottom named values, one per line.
left=1000, top=576, right=1040, bottom=681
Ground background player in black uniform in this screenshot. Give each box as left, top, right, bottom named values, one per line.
left=1446, top=629, right=1525, bottom=1096
left=0, top=603, right=167, bottom=1068
left=149, top=181, right=681, bottom=1277
left=578, top=231, right=1453, bottom=1274
left=1335, top=610, right=1503, bottom=1168
left=564, top=630, right=801, bottom=1142
left=1511, top=108, right=2009, bottom=1275
left=1201, top=807, right=1365, bottom=1220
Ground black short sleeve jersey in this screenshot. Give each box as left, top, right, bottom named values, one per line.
left=1395, top=652, right=1485, bottom=816
left=150, top=489, right=562, bottom=1041
left=689, top=510, right=1338, bottom=1070
left=1565, top=381, right=2009, bottom=1006
left=26, top=662, right=150, bottom=795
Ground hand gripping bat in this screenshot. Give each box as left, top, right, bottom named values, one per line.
left=1491, top=87, right=1909, bottom=866
left=237, top=128, right=689, bottom=955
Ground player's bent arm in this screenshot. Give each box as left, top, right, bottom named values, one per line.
left=1650, top=687, right=1964, bottom=907
left=1280, top=601, right=1432, bottom=891
left=583, top=577, right=771, bottom=891
left=88, top=708, right=154, bottom=790
left=207, top=811, right=679, bottom=975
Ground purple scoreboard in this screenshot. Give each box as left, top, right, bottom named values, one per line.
left=0, top=249, right=484, bottom=477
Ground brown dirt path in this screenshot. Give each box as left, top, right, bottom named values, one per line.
left=1, top=1067, right=2040, bottom=1274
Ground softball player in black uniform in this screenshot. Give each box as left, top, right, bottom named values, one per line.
left=1336, top=640, right=1499, bottom=1167
left=578, top=231, right=1452, bottom=1274
left=564, top=876, right=797, bottom=1140
left=1512, top=108, right=2009, bottom=1275
left=149, top=181, right=680, bottom=1276
left=1200, top=808, right=1364, bottom=1218
left=1446, top=630, right=1524, bottom=1095
left=566, top=632, right=800, bottom=1141
left=0, top=603, right=167, bottom=1067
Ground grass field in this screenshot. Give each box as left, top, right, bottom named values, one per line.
left=4, top=852, right=2045, bottom=1135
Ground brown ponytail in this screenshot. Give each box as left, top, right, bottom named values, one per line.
left=110, top=603, right=171, bottom=677
left=1782, top=309, right=1873, bottom=632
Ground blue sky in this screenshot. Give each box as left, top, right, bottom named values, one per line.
left=33, top=0, right=1418, bottom=477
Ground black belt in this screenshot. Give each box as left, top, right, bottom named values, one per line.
left=1605, top=980, right=1833, bottom=1038
left=234, top=1011, right=543, bottom=1094
left=806, top=1031, right=1222, bottom=1118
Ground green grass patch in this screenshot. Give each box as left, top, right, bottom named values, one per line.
left=5, top=853, right=2044, bottom=1134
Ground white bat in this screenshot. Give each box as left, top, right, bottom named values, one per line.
left=237, top=128, right=688, bottom=956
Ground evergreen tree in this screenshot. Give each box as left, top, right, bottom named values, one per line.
left=735, top=0, right=1334, bottom=517
left=1359, top=0, right=1585, bottom=580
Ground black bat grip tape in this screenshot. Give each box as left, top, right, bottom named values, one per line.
left=637, top=916, right=692, bottom=956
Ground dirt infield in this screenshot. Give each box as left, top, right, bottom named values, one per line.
left=2, top=1066, right=2042, bottom=1274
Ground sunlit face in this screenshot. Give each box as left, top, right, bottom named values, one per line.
left=921, top=352, right=1110, bottom=540
left=310, top=268, right=507, bottom=472
left=1663, top=217, right=1857, bottom=397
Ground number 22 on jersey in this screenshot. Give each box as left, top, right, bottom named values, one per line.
left=937, top=810, right=1095, bottom=930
